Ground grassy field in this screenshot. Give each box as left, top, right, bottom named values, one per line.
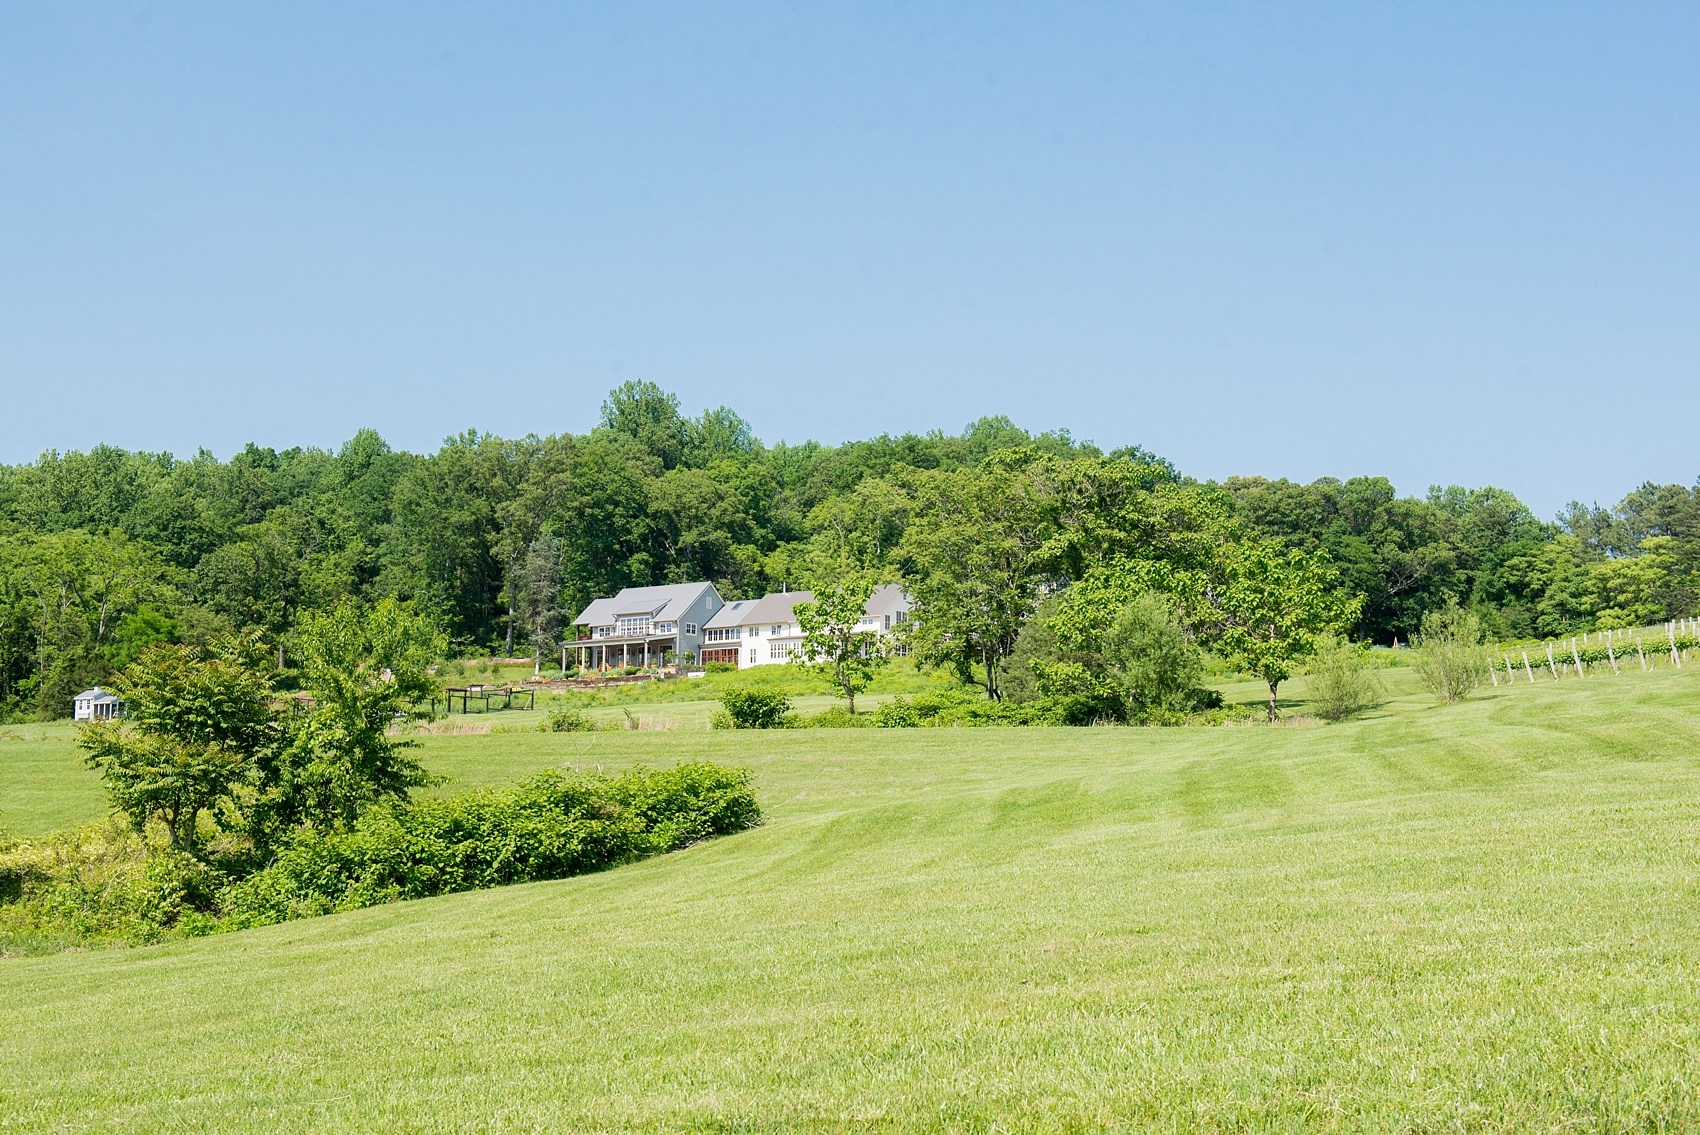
left=4, top=667, right=1700, bottom=1129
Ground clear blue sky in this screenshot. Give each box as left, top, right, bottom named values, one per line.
left=2, top=3, right=1695, bottom=518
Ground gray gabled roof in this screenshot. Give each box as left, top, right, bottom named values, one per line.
left=864, top=583, right=911, bottom=618
left=573, top=582, right=721, bottom=627
left=74, top=687, right=123, bottom=703
left=702, top=591, right=814, bottom=630
left=703, top=586, right=913, bottom=630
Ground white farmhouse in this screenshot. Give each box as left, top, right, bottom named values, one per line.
left=569, top=582, right=724, bottom=670
left=700, top=584, right=912, bottom=669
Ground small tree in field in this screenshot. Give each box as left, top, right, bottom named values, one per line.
left=1208, top=542, right=1361, bottom=723
left=254, top=598, right=444, bottom=836
left=1412, top=604, right=1491, bottom=703
left=793, top=578, right=886, bottom=713
left=78, top=635, right=277, bottom=851
left=1304, top=633, right=1384, bottom=721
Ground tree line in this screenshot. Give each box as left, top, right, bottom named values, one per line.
left=1, top=380, right=1695, bottom=719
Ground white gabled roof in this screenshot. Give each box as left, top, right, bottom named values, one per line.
left=74, top=687, right=123, bottom=704
left=573, top=582, right=720, bottom=627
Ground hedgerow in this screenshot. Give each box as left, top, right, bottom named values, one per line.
left=220, top=764, right=760, bottom=928
left=0, top=763, right=761, bottom=952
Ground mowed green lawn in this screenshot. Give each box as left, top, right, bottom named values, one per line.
left=4, top=669, right=1700, bottom=1130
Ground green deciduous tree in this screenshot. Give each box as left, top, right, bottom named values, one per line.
left=1206, top=541, right=1361, bottom=723
left=77, top=636, right=278, bottom=850
left=793, top=577, right=886, bottom=713
left=898, top=457, right=1050, bottom=699
left=254, top=598, right=444, bottom=835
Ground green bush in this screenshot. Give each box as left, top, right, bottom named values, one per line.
left=1413, top=606, right=1492, bottom=703
left=704, top=661, right=739, bottom=674
left=1305, top=634, right=1384, bottom=721
left=220, top=763, right=760, bottom=929
left=805, top=706, right=869, bottom=729
left=718, top=688, right=792, bottom=729
left=873, top=690, right=1046, bottom=727
left=540, top=706, right=597, bottom=732
left=0, top=820, right=219, bottom=952
left=872, top=697, right=923, bottom=727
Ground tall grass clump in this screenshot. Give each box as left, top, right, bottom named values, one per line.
left=1412, top=605, right=1492, bottom=703
left=1305, top=633, right=1385, bottom=721
left=539, top=706, right=597, bottom=732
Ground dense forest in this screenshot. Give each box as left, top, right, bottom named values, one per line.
left=1, top=380, right=1695, bottom=720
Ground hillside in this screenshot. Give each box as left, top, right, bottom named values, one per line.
left=4, top=670, right=1700, bottom=1129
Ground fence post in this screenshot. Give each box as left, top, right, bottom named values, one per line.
left=1607, top=639, right=1618, bottom=674
left=1523, top=651, right=1536, bottom=683
left=1545, top=642, right=1559, bottom=680
left=1670, top=622, right=1682, bottom=668
left=1637, top=639, right=1647, bottom=671
left=1571, top=638, right=1584, bottom=677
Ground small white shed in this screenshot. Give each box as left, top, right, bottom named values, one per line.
left=72, top=687, right=124, bottom=721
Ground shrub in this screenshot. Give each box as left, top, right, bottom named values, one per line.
left=1104, top=592, right=1206, bottom=716
left=539, top=707, right=597, bottom=732
left=1305, top=634, right=1384, bottom=721
left=872, top=697, right=923, bottom=728
left=0, top=820, right=219, bottom=952
left=1412, top=606, right=1492, bottom=703
left=718, top=688, right=792, bottom=729
left=220, top=763, right=760, bottom=929
left=805, top=706, right=869, bottom=729
left=704, top=661, right=738, bottom=675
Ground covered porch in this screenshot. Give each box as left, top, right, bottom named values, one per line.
left=571, top=634, right=680, bottom=671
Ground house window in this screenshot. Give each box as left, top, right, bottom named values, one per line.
left=770, top=642, right=794, bottom=660
left=748, top=649, right=757, bottom=665
left=771, top=625, right=786, bottom=636
left=748, top=625, right=760, bottom=637
left=705, top=627, right=740, bottom=643
left=617, top=617, right=652, bottom=637
left=685, top=623, right=697, bottom=635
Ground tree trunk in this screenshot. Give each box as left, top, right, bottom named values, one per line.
left=1267, top=678, right=1279, bottom=724
left=505, top=553, right=518, bottom=656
